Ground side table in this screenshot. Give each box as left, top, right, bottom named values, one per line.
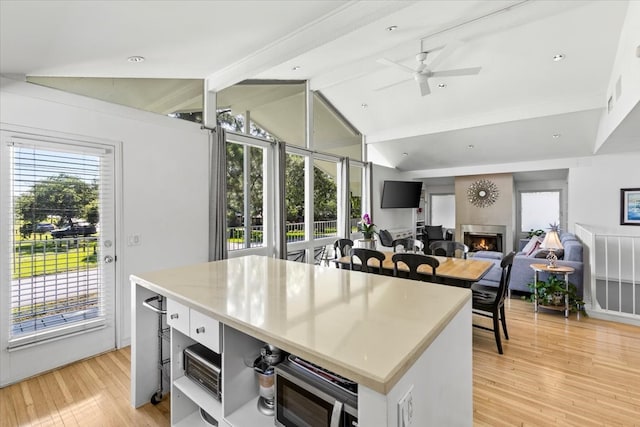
left=530, top=263, right=575, bottom=318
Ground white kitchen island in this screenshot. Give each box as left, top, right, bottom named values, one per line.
left=130, top=255, right=472, bottom=426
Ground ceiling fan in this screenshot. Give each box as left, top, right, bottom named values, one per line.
left=376, top=41, right=481, bottom=96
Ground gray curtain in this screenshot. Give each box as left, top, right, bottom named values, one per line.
left=274, top=141, right=287, bottom=259
left=209, top=128, right=228, bottom=261
left=338, top=157, right=350, bottom=238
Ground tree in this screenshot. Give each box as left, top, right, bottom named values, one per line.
left=15, top=174, right=98, bottom=227
left=219, top=110, right=338, bottom=226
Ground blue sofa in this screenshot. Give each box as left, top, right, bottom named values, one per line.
left=473, top=232, right=584, bottom=297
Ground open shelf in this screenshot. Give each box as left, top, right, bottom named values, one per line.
left=174, top=410, right=208, bottom=427
left=224, top=396, right=274, bottom=427
left=174, top=376, right=222, bottom=420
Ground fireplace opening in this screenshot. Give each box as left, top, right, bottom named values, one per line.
left=464, top=232, right=503, bottom=253
left=461, top=224, right=507, bottom=254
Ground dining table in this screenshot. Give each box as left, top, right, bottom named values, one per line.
left=333, top=250, right=495, bottom=288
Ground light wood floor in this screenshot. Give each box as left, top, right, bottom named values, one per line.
left=2, top=298, right=639, bottom=426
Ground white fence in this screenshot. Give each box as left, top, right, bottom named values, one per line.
left=575, top=224, right=640, bottom=325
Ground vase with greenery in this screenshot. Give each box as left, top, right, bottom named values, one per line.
left=358, top=213, right=376, bottom=240
left=528, top=275, right=585, bottom=313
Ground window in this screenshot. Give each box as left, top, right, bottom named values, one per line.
left=313, top=159, right=338, bottom=239
left=430, top=194, right=455, bottom=229
left=226, top=138, right=267, bottom=252
left=520, top=191, right=560, bottom=232
left=4, top=137, right=115, bottom=347
left=349, top=163, right=364, bottom=236
left=285, top=152, right=306, bottom=243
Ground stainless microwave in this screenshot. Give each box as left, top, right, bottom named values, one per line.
left=275, top=358, right=358, bottom=427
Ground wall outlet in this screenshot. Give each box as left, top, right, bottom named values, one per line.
left=397, top=385, right=414, bottom=427
left=127, top=234, right=141, bottom=246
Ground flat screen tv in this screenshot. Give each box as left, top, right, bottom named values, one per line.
left=380, top=180, right=422, bottom=209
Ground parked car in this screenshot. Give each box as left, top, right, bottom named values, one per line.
left=35, top=222, right=56, bottom=232
left=51, top=222, right=97, bottom=238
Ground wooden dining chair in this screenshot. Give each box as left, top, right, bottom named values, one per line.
left=392, top=238, right=425, bottom=253
left=429, top=240, right=450, bottom=256
left=428, top=241, right=468, bottom=258
left=350, top=248, right=386, bottom=274
left=333, top=239, right=354, bottom=269
left=470, top=251, right=515, bottom=354
left=450, top=242, right=469, bottom=259
left=391, top=252, right=439, bottom=282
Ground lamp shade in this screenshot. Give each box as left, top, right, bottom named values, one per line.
left=540, top=230, right=563, bottom=250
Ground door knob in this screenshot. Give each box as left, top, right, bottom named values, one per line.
left=104, top=255, right=114, bottom=263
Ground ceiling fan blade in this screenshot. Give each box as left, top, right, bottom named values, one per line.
left=419, top=80, right=431, bottom=96
left=377, top=58, right=416, bottom=74
left=430, top=67, right=482, bottom=77
left=427, top=40, right=462, bottom=71
left=374, top=77, right=413, bottom=92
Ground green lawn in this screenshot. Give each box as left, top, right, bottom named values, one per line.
left=12, top=238, right=98, bottom=280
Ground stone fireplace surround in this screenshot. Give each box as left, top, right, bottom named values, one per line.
left=461, top=224, right=507, bottom=254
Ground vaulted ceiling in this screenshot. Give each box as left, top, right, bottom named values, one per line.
left=1, top=0, right=636, bottom=173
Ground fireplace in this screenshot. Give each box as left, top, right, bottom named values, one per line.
left=461, top=224, right=506, bottom=254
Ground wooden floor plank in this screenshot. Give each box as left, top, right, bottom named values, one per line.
left=1, top=298, right=639, bottom=426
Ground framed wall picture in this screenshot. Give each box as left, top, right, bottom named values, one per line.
left=620, top=188, right=640, bottom=225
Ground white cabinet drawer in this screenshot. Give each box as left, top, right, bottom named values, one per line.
left=189, top=309, right=221, bottom=353
left=166, top=298, right=189, bottom=335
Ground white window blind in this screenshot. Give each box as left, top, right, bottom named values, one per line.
left=7, top=139, right=111, bottom=348
left=431, top=194, right=455, bottom=229
left=521, top=191, right=560, bottom=232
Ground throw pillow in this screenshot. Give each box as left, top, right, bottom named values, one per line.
left=425, top=225, right=444, bottom=240
left=522, top=237, right=541, bottom=256
left=534, top=249, right=564, bottom=260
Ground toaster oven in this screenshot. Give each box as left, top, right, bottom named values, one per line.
left=183, top=343, right=222, bottom=401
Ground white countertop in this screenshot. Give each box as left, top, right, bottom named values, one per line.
left=131, top=255, right=470, bottom=394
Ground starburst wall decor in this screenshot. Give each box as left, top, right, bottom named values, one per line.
left=467, top=179, right=499, bottom=208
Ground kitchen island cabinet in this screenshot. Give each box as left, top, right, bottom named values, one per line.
left=131, top=255, right=472, bottom=426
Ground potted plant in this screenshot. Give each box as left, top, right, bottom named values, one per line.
left=357, top=213, right=376, bottom=240
left=526, top=229, right=544, bottom=238
left=528, top=275, right=585, bottom=313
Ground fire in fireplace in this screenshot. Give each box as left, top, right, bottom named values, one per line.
left=464, top=233, right=503, bottom=252
left=461, top=224, right=507, bottom=254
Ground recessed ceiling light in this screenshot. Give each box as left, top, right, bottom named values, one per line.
left=552, top=134, right=561, bottom=138
left=438, top=83, right=447, bottom=88
left=402, top=152, right=408, bottom=156
left=386, top=25, right=398, bottom=32
left=467, top=144, right=474, bottom=149
left=127, top=56, right=145, bottom=63
left=361, top=103, right=368, bottom=109
left=291, top=65, right=301, bottom=71
left=553, top=54, right=565, bottom=62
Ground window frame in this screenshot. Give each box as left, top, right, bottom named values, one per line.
left=516, top=182, right=567, bottom=239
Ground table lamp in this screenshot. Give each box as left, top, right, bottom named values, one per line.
left=540, top=230, right=563, bottom=268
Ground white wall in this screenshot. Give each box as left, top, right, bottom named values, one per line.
left=371, top=164, right=415, bottom=235
left=595, top=0, right=640, bottom=151
left=0, top=78, right=210, bottom=348
left=568, top=152, right=640, bottom=236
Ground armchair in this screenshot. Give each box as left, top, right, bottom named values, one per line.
left=423, top=225, right=451, bottom=248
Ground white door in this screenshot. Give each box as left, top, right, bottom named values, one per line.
left=0, top=130, right=118, bottom=386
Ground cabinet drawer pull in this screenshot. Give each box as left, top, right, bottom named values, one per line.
left=170, top=313, right=179, bottom=319
left=196, top=327, right=205, bottom=334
